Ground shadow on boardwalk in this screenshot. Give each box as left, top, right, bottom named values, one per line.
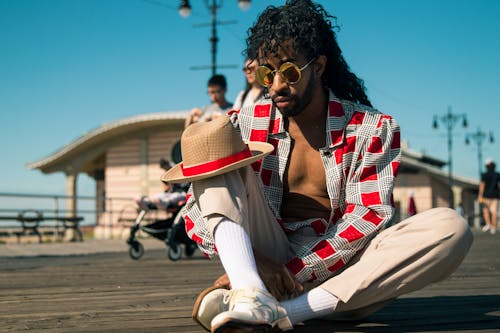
left=0, top=231, right=499, bottom=332
left=296, top=295, right=500, bottom=332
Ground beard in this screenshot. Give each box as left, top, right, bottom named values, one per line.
left=270, top=75, right=317, bottom=118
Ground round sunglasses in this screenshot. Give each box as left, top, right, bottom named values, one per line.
left=255, top=58, right=316, bottom=88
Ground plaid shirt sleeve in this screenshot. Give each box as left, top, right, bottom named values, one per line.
left=286, top=114, right=401, bottom=283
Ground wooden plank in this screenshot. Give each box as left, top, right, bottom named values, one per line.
left=0, top=230, right=498, bottom=332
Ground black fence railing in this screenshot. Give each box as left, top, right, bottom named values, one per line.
left=0, top=192, right=135, bottom=228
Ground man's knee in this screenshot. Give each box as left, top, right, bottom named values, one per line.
left=427, top=207, right=472, bottom=242
left=423, top=208, right=473, bottom=268
left=398, top=207, right=473, bottom=267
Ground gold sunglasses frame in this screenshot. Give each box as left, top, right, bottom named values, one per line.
left=255, top=58, right=316, bottom=88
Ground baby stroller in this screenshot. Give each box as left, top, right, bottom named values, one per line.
left=126, top=194, right=198, bottom=261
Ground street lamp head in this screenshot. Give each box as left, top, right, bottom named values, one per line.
left=238, top=0, right=251, bottom=10
left=179, top=0, right=249, bottom=74
left=179, top=0, right=192, bottom=18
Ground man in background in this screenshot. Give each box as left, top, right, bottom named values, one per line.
left=185, top=74, right=233, bottom=128
left=478, top=158, right=500, bottom=235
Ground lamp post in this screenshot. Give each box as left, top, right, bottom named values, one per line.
left=432, top=106, right=468, bottom=208
left=178, top=0, right=251, bottom=76
left=465, top=127, right=495, bottom=179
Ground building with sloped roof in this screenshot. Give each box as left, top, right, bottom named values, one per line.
left=27, top=111, right=479, bottom=238
left=395, top=144, right=478, bottom=224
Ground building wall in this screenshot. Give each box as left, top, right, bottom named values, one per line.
left=106, top=138, right=142, bottom=200
left=146, top=131, right=182, bottom=194
left=394, top=173, right=432, bottom=221
left=95, top=130, right=182, bottom=239
left=430, top=178, right=450, bottom=208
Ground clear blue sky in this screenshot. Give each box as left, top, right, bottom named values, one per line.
left=1, top=0, right=499, bottom=197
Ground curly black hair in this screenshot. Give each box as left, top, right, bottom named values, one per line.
left=245, top=0, right=372, bottom=107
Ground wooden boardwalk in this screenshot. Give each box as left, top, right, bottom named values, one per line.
left=0, top=230, right=499, bottom=332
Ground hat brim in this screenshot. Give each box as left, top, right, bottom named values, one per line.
left=161, top=141, right=274, bottom=183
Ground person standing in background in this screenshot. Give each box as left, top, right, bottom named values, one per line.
left=233, top=58, right=265, bottom=110
left=185, top=74, right=233, bottom=128
left=478, top=158, right=500, bottom=235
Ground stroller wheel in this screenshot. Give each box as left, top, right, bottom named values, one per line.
left=185, top=243, right=198, bottom=257
left=168, top=244, right=182, bottom=261
left=129, top=241, right=144, bottom=260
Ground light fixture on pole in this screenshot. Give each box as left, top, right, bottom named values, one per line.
left=432, top=106, right=468, bottom=208
left=178, top=0, right=192, bottom=18
left=179, top=0, right=251, bottom=76
left=238, top=0, right=251, bottom=10
left=465, top=127, right=495, bottom=179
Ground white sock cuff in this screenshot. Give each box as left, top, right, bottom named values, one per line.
left=282, top=287, right=338, bottom=324
left=307, top=288, right=339, bottom=311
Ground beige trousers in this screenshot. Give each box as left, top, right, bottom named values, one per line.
left=192, top=166, right=474, bottom=317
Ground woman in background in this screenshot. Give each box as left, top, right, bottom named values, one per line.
left=233, top=58, right=265, bottom=110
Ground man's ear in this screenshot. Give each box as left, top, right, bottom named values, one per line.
left=314, top=55, right=327, bottom=77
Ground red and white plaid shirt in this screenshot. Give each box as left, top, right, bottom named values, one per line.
left=183, top=92, right=401, bottom=283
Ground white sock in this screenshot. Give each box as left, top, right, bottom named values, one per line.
left=213, top=219, right=267, bottom=291
left=282, top=287, right=338, bottom=324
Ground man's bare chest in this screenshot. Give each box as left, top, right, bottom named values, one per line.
left=281, top=136, right=331, bottom=220
left=286, top=138, right=327, bottom=194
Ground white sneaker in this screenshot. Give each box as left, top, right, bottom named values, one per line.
left=192, top=286, right=230, bottom=331
left=211, top=288, right=293, bottom=333
left=482, top=224, right=490, bottom=232
left=491, top=228, right=496, bottom=235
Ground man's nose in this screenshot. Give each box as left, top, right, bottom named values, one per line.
left=270, top=71, right=288, bottom=92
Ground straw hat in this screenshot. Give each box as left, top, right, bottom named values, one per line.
left=161, top=115, right=274, bottom=183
